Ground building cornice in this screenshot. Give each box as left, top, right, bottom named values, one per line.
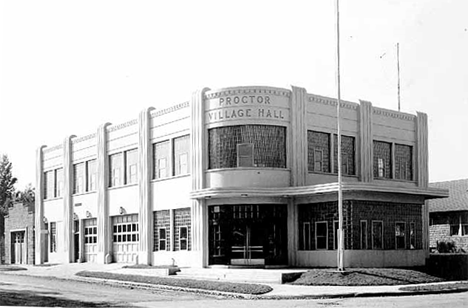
left=107, top=119, right=138, bottom=132
left=373, top=106, right=415, bottom=121
left=204, top=86, right=291, bottom=99
left=72, top=133, right=97, bottom=144
left=308, top=94, right=358, bottom=110
left=150, top=101, right=190, bottom=118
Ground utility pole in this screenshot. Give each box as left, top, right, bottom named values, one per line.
left=335, top=0, right=345, bottom=272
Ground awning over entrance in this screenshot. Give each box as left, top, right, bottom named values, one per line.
left=190, top=182, right=449, bottom=201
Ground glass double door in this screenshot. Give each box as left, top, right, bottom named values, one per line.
left=209, top=204, right=287, bottom=267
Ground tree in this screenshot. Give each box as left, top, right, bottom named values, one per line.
left=0, top=155, right=17, bottom=215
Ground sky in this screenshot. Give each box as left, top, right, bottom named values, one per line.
left=0, top=0, right=467, bottom=189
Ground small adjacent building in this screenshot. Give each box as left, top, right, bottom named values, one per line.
left=5, top=201, right=35, bottom=264
left=429, top=179, right=468, bottom=251
left=34, top=85, right=447, bottom=268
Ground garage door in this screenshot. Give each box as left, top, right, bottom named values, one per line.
left=83, top=218, right=97, bottom=263
left=112, top=214, right=139, bottom=263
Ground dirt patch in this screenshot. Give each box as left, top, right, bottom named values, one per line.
left=290, top=268, right=444, bottom=286
left=76, top=271, right=273, bottom=295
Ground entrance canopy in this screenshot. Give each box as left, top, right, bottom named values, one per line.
left=190, top=182, right=448, bottom=201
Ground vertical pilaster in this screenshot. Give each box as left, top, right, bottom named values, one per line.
left=78, top=218, right=84, bottom=263
left=170, top=209, right=175, bottom=251
left=359, top=100, right=373, bottom=182
left=422, top=201, right=430, bottom=257
left=63, top=136, right=75, bottom=263
left=35, top=146, right=46, bottom=264
left=190, top=88, right=209, bottom=267
left=97, top=123, right=111, bottom=264
left=290, top=86, right=307, bottom=187
left=287, top=199, right=297, bottom=266
left=138, top=108, right=154, bottom=265
left=416, top=112, right=429, bottom=188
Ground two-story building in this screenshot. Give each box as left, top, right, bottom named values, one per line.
left=34, top=85, right=447, bottom=268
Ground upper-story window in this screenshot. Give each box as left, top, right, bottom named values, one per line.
left=395, top=144, right=413, bottom=181
left=55, top=168, right=63, bottom=197
left=174, top=135, right=190, bottom=176
left=307, top=131, right=330, bottom=173
left=333, top=134, right=356, bottom=176
left=307, top=131, right=356, bottom=176
left=373, top=140, right=392, bottom=179
left=73, top=163, right=85, bottom=194
left=86, top=159, right=97, bottom=192
left=208, top=125, right=286, bottom=169
left=44, top=168, right=63, bottom=200
left=109, top=153, right=123, bottom=187
left=154, top=140, right=170, bottom=179
left=125, top=149, right=138, bottom=184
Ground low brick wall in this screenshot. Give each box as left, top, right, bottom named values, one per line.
left=427, top=253, right=468, bottom=280
left=429, top=224, right=468, bottom=252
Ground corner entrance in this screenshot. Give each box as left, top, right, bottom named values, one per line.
left=208, top=204, right=287, bottom=267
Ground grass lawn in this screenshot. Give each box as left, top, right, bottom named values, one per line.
left=76, top=271, right=273, bottom=295
left=0, top=265, right=27, bottom=272
left=290, top=268, right=445, bottom=286
left=400, top=282, right=468, bottom=293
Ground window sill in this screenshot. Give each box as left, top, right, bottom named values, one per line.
left=207, top=167, right=290, bottom=172
left=73, top=191, right=96, bottom=197
left=108, top=183, right=138, bottom=191
left=44, top=197, right=63, bottom=202
left=308, top=171, right=358, bottom=178
left=374, top=178, right=417, bottom=183
left=152, top=173, right=190, bottom=183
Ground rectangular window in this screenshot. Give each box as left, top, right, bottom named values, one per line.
left=109, top=153, right=123, bottom=187
left=378, top=158, right=385, bottom=178
left=395, top=144, right=413, bottom=181
left=315, top=221, right=328, bottom=250
left=360, top=220, right=368, bottom=249
left=333, top=134, right=356, bottom=175
left=395, top=222, right=406, bottom=249
left=154, top=141, right=170, bottom=179
left=50, top=222, right=57, bottom=253
left=73, top=163, right=85, bottom=194
left=237, top=143, right=254, bottom=167
left=333, top=220, right=339, bottom=250
left=410, top=222, right=416, bottom=249
left=159, top=228, right=167, bottom=251
left=179, top=226, right=188, bottom=251
left=86, top=160, right=97, bottom=192
left=174, top=135, right=190, bottom=176
left=373, top=140, right=392, bottom=179
left=55, top=168, right=63, bottom=197
left=314, top=149, right=323, bottom=172
left=308, top=131, right=330, bottom=173
left=302, top=222, right=311, bottom=250
left=372, top=221, right=384, bottom=249
left=125, top=148, right=138, bottom=184
left=44, top=170, right=54, bottom=200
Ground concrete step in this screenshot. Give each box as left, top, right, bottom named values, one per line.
left=175, top=267, right=306, bottom=284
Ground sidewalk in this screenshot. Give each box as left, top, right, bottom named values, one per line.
left=3, top=263, right=467, bottom=299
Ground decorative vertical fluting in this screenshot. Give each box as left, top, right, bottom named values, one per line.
left=416, top=112, right=429, bottom=188
left=138, top=107, right=154, bottom=265
left=62, top=135, right=75, bottom=263
left=34, top=145, right=46, bottom=264
left=359, top=100, right=373, bottom=182
left=97, top=123, right=111, bottom=264
left=190, top=87, right=209, bottom=267
left=290, top=86, right=307, bottom=187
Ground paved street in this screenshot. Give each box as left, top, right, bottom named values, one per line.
left=1, top=273, right=467, bottom=307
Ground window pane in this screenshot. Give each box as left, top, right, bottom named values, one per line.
left=174, top=135, right=190, bottom=176
left=109, top=153, right=123, bottom=187
left=154, top=141, right=170, bottom=179
left=125, top=149, right=138, bottom=184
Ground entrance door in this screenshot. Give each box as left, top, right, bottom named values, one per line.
left=231, top=223, right=266, bottom=266
left=209, top=204, right=287, bottom=267
left=11, top=231, right=26, bottom=264
left=74, top=220, right=80, bottom=262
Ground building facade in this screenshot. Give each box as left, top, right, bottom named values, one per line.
left=5, top=201, right=35, bottom=264
left=429, top=179, right=468, bottom=252
left=35, top=86, right=447, bottom=268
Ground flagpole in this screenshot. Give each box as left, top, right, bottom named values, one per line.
left=397, top=42, right=401, bottom=111
left=335, top=0, right=345, bottom=272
